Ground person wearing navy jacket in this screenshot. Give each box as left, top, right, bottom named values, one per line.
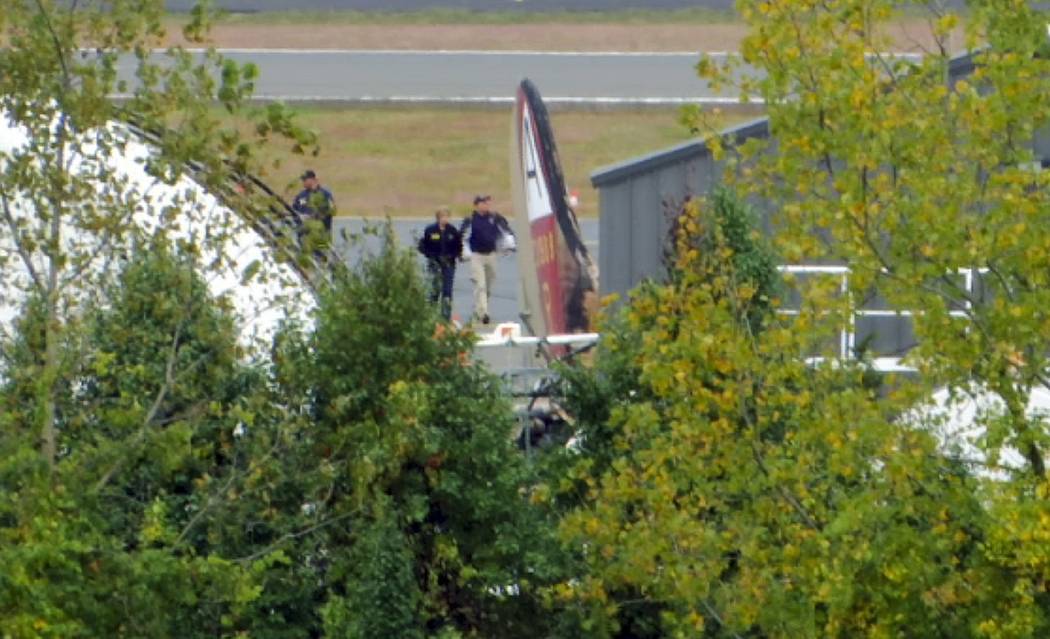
left=459, top=195, right=514, bottom=325
left=292, top=169, right=336, bottom=257
left=417, top=206, right=463, bottom=320
left=292, top=169, right=335, bottom=232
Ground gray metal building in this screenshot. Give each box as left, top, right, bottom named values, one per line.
left=589, top=50, right=1049, bottom=362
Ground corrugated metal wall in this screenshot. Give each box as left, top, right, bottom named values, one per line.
left=592, top=118, right=766, bottom=299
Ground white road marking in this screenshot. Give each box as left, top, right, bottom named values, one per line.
left=176, top=48, right=922, bottom=59
left=183, top=48, right=714, bottom=57
left=250, top=94, right=762, bottom=105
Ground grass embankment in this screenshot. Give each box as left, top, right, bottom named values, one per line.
left=164, top=9, right=957, bottom=53
left=254, top=106, right=722, bottom=219
left=210, top=8, right=740, bottom=25
left=165, top=11, right=744, bottom=52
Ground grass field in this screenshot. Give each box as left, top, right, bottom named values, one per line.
left=194, top=8, right=741, bottom=26
left=164, top=9, right=954, bottom=52
left=253, top=106, right=722, bottom=219
left=165, top=17, right=746, bottom=52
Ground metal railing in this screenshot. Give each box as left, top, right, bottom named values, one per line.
left=473, top=326, right=600, bottom=386
left=472, top=266, right=983, bottom=375
left=777, top=265, right=983, bottom=372
left=475, top=332, right=601, bottom=349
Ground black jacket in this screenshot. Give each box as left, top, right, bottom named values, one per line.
left=417, top=223, right=463, bottom=264
left=292, top=186, right=335, bottom=232
left=460, top=211, right=513, bottom=254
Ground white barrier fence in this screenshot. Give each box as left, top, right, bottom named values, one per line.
left=474, top=265, right=985, bottom=375
left=472, top=322, right=599, bottom=382
left=778, top=265, right=984, bottom=373
left=475, top=331, right=601, bottom=349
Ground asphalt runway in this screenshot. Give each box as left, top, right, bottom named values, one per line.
left=167, top=1, right=734, bottom=12
left=121, top=50, right=748, bottom=104
left=331, top=216, right=599, bottom=326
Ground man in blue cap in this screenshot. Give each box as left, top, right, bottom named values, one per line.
left=293, top=170, right=335, bottom=251
left=459, top=195, right=514, bottom=325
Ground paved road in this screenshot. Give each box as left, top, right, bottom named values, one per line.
left=167, top=1, right=735, bottom=12
left=123, top=50, right=748, bottom=104
left=331, top=217, right=599, bottom=326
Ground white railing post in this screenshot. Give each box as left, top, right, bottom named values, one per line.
left=842, top=271, right=856, bottom=359
left=962, top=267, right=974, bottom=314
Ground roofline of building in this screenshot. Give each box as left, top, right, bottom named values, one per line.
left=590, top=49, right=981, bottom=189
left=590, top=116, right=769, bottom=188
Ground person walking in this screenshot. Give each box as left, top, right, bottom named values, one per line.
left=292, top=169, right=336, bottom=252
left=417, top=206, right=463, bottom=321
left=460, top=195, right=514, bottom=325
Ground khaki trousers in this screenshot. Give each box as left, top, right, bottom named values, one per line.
left=469, top=251, right=498, bottom=319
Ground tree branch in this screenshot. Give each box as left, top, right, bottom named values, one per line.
left=998, top=383, right=1046, bottom=479
left=750, top=440, right=823, bottom=531
left=0, top=191, right=45, bottom=292
left=233, top=513, right=354, bottom=564
left=736, top=368, right=823, bottom=531
left=700, top=597, right=744, bottom=639
left=33, top=0, right=72, bottom=90
left=173, top=464, right=241, bottom=548
left=92, top=325, right=181, bottom=493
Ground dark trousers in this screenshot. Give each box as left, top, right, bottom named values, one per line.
left=427, top=260, right=456, bottom=320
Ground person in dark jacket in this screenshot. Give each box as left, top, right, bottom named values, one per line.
left=418, top=206, right=463, bottom=320
left=293, top=170, right=335, bottom=255
left=459, top=195, right=514, bottom=325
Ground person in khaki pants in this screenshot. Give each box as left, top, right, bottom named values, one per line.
left=459, top=195, right=514, bottom=325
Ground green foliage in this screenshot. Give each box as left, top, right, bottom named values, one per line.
left=550, top=188, right=779, bottom=637
left=1, top=3, right=569, bottom=637
left=555, top=188, right=1018, bottom=637
left=323, top=503, right=425, bottom=639
left=0, top=2, right=323, bottom=633
left=10, top=2, right=1048, bottom=637
left=689, top=187, right=781, bottom=333
left=552, top=1, right=1050, bottom=637
left=560, top=187, right=782, bottom=486
left=0, top=0, right=317, bottom=467
left=0, top=294, right=79, bottom=460
left=0, top=221, right=563, bottom=637
left=292, top=229, right=562, bottom=638
left=713, top=2, right=1050, bottom=632
left=0, top=241, right=266, bottom=637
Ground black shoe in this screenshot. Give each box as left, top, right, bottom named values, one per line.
left=482, top=314, right=490, bottom=325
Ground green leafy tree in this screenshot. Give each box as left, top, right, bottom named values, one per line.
left=559, top=188, right=782, bottom=493
left=286, top=230, right=564, bottom=638
left=322, top=502, right=425, bottom=639
left=556, top=188, right=1012, bottom=638
left=0, top=2, right=320, bottom=635
left=701, top=1, right=1050, bottom=632
left=552, top=189, right=789, bottom=637
left=82, top=243, right=334, bottom=639
left=0, top=0, right=314, bottom=474
left=698, top=0, right=1050, bottom=483
left=554, top=1, right=1050, bottom=637
left=0, top=241, right=267, bottom=636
